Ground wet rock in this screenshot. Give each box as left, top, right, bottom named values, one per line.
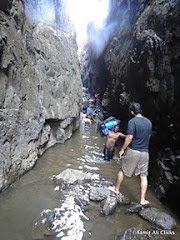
left=32, top=215, right=55, bottom=239
left=124, top=202, right=145, bottom=213
left=165, top=171, right=174, bottom=184
left=74, top=196, right=90, bottom=209
left=116, top=192, right=131, bottom=205
left=101, top=195, right=118, bottom=215
left=139, top=207, right=176, bottom=230
left=53, top=168, right=99, bottom=186
left=89, top=186, right=109, bottom=201
left=41, top=210, right=56, bottom=229
left=152, top=149, right=180, bottom=213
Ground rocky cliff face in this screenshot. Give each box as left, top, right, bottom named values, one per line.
left=81, top=0, right=180, bottom=214
left=0, top=0, right=82, bottom=191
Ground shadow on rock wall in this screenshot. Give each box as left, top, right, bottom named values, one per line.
left=81, top=0, right=180, bottom=215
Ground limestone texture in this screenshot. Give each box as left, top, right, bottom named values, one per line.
left=0, top=1, right=82, bottom=191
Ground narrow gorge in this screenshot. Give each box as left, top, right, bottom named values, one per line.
left=0, top=0, right=180, bottom=239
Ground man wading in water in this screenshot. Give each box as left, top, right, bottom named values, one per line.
left=109, top=102, right=152, bottom=206
left=104, top=125, right=126, bottom=161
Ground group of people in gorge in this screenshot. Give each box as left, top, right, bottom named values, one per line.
left=81, top=99, right=152, bottom=206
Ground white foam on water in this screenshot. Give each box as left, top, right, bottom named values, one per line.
left=84, top=165, right=99, bottom=171
left=82, top=135, right=89, bottom=139
left=77, top=158, right=86, bottom=162
left=78, top=166, right=83, bottom=170
left=42, top=196, right=88, bottom=239
left=54, top=186, right=60, bottom=191
left=85, top=145, right=95, bottom=150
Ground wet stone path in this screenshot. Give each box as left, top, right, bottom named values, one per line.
left=0, top=123, right=179, bottom=240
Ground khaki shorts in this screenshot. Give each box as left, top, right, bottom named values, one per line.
left=120, top=148, right=149, bottom=177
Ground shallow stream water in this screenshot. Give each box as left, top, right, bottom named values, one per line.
left=0, top=123, right=179, bottom=240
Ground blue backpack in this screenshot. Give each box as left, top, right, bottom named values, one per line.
left=97, top=117, right=120, bottom=136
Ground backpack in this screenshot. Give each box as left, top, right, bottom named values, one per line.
left=104, top=116, right=116, bottom=124
left=97, top=116, right=120, bottom=136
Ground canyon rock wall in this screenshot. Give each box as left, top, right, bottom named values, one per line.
left=0, top=0, right=82, bottom=191
left=82, top=0, right=180, bottom=214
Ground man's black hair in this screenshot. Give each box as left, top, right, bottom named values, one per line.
left=129, top=102, right=142, bottom=114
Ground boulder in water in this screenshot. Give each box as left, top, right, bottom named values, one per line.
left=53, top=168, right=99, bottom=186
left=101, top=195, right=118, bottom=215
left=89, top=186, right=109, bottom=201
left=139, top=207, right=176, bottom=230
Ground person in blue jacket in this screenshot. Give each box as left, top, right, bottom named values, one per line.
left=86, top=107, right=93, bottom=119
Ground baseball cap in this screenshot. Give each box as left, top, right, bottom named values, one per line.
left=129, top=102, right=142, bottom=114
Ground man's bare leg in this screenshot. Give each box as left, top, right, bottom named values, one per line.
left=109, top=170, right=124, bottom=193
left=140, top=175, right=150, bottom=205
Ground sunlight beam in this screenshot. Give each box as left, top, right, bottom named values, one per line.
left=66, top=0, right=110, bottom=52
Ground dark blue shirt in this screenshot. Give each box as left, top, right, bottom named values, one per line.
left=127, top=116, right=152, bottom=152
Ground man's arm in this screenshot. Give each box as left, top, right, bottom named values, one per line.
left=118, top=132, right=126, bottom=138
left=119, top=134, right=133, bottom=158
